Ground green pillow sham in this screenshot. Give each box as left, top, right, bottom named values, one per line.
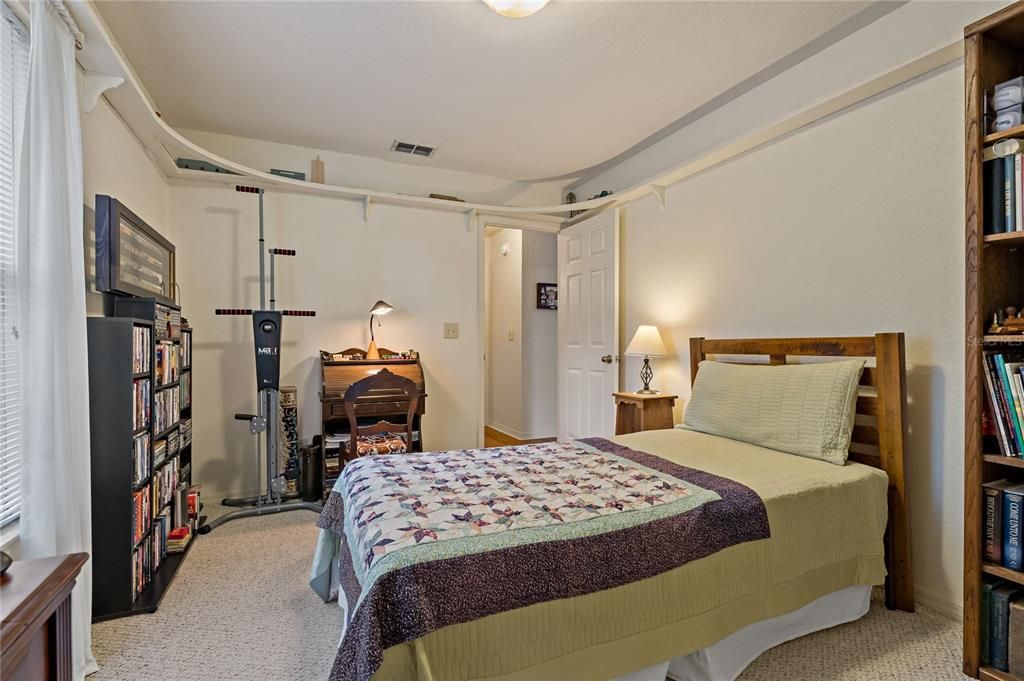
left=680, top=359, right=866, bottom=465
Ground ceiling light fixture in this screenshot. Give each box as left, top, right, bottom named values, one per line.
left=482, top=0, right=550, bottom=19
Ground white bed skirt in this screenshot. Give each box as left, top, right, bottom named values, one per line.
left=612, top=585, right=871, bottom=681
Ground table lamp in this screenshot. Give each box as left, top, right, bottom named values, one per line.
left=625, top=325, right=668, bottom=394
left=367, top=300, right=394, bottom=359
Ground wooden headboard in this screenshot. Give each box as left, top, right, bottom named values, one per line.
left=688, top=333, right=913, bottom=613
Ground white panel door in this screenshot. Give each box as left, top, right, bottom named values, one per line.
left=557, top=210, right=619, bottom=440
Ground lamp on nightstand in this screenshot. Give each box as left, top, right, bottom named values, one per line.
left=625, top=325, right=668, bottom=394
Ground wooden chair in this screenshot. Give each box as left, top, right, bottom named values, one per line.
left=343, top=368, right=419, bottom=460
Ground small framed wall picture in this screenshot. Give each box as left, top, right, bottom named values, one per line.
left=537, top=283, right=557, bottom=310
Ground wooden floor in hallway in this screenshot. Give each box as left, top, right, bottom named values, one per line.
left=483, top=426, right=556, bottom=448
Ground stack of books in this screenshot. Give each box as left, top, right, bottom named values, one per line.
left=154, top=386, right=180, bottom=433
left=180, top=371, right=191, bottom=409
left=166, top=526, right=191, bottom=554
left=982, top=579, right=1024, bottom=674
left=155, top=341, right=179, bottom=386
left=982, top=352, right=1024, bottom=458
left=132, top=325, right=151, bottom=374
left=132, top=379, right=150, bottom=430
left=181, top=417, right=192, bottom=446
left=151, top=512, right=169, bottom=572
left=984, top=480, right=1024, bottom=572
left=131, top=486, right=150, bottom=546
left=984, top=141, right=1024, bottom=235
left=153, top=438, right=167, bottom=468
left=132, top=433, right=150, bottom=486
left=131, top=539, right=151, bottom=599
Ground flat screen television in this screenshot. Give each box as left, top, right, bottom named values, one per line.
left=95, top=195, right=175, bottom=304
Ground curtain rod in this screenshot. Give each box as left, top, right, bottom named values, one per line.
left=47, top=0, right=84, bottom=49
left=4, top=0, right=83, bottom=49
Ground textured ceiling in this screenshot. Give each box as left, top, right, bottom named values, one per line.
left=95, top=1, right=871, bottom=181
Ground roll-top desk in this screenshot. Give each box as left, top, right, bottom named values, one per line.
left=319, top=349, right=426, bottom=500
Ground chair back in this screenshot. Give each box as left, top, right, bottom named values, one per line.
left=343, top=368, right=419, bottom=459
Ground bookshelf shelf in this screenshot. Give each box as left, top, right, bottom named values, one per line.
left=984, top=454, right=1024, bottom=468
left=154, top=424, right=179, bottom=440
left=980, top=667, right=1024, bottom=681
left=984, top=231, right=1024, bottom=245
left=984, top=123, right=1024, bottom=145
left=983, top=336, right=1024, bottom=344
left=154, top=381, right=178, bottom=392
left=983, top=562, right=1024, bottom=586
left=132, top=372, right=149, bottom=380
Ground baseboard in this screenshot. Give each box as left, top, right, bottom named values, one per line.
left=913, top=583, right=962, bottom=621
left=486, top=422, right=525, bottom=441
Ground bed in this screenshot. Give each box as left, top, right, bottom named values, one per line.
left=310, top=334, right=913, bottom=681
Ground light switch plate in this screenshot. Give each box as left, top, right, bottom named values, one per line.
left=443, top=322, right=459, bottom=340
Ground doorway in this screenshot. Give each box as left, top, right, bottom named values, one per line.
left=482, top=225, right=558, bottom=448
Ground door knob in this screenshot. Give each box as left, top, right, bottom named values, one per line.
left=601, top=354, right=618, bottom=364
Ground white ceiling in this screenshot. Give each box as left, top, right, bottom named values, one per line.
left=95, top=1, right=872, bottom=181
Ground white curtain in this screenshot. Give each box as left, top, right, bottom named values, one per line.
left=16, top=1, right=95, bottom=678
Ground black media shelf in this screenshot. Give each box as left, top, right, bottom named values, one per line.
left=154, top=424, right=179, bottom=440
left=88, top=310, right=199, bottom=622
left=92, top=534, right=198, bottom=623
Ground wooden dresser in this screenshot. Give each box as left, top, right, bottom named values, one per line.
left=1, top=553, right=88, bottom=681
left=319, top=350, right=426, bottom=499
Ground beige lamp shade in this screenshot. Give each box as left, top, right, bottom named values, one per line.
left=625, top=325, right=668, bottom=358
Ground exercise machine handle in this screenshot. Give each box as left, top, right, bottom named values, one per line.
left=234, top=413, right=258, bottom=421
left=215, top=308, right=254, bottom=315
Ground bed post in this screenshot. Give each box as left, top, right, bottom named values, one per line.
left=689, top=337, right=705, bottom=384
left=875, top=332, right=914, bottom=612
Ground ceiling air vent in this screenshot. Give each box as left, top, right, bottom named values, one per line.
left=391, top=140, right=435, bottom=157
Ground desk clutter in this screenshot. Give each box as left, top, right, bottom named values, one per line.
left=318, top=348, right=426, bottom=501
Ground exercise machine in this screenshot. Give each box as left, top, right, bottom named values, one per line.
left=199, top=186, right=321, bottom=533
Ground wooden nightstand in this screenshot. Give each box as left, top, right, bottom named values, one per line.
left=613, top=392, right=677, bottom=435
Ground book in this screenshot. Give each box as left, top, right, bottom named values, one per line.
left=983, top=580, right=1004, bottom=665
left=987, top=156, right=1006, bottom=234
left=984, top=355, right=1014, bottom=456
left=1004, top=484, right=1024, bottom=571
left=992, top=584, right=1024, bottom=671
left=995, top=354, right=1024, bottom=455
left=1015, top=153, right=1021, bottom=231
left=1011, top=596, right=1024, bottom=675
left=1005, top=155, right=1015, bottom=233
left=985, top=480, right=1018, bottom=563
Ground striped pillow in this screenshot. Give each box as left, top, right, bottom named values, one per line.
left=681, top=359, right=865, bottom=465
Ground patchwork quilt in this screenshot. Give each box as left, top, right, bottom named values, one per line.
left=311, top=437, right=771, bottom=681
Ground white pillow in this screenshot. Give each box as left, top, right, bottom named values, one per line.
left=681, top=359, right=865, bottom=465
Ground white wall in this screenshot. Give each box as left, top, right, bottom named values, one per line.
left=170, top=185, right=482, bottom=499
left=485, top=228, right=524, bottom=436
left=521, top=230, right=557, bottom=439
left=82, top=97, right=170, bottom=315
left=616, top=64, right=964, bottom=617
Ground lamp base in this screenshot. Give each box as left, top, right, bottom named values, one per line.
left=638, top=356, right=656, bottom=393
left=366, top=340, right=380, bottom=360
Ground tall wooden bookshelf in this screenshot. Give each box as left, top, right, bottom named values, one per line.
left=965, top=4, right=1024, bottom=679
left=88, top=304, right=198, bottom=621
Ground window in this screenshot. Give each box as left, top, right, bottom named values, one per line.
left=0, top=5, right=27, bottom=530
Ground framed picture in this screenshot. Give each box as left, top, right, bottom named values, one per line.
left=536, top=283, right=557, bottom=310
left=95, top=195, right=176, bottom=304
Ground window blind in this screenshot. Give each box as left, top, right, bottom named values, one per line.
left=0, top=5, right=27, bottom=529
